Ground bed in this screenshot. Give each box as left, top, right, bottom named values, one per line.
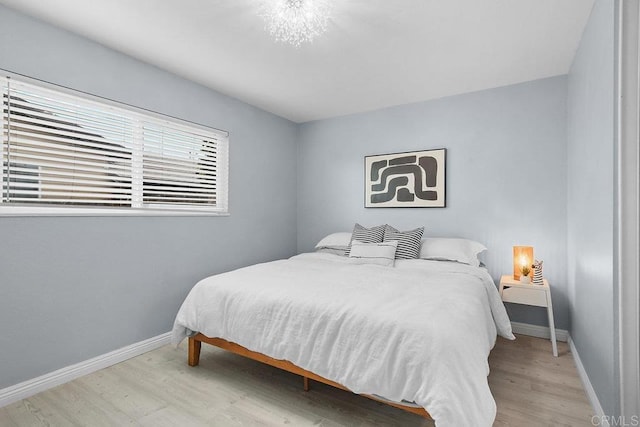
left=171, top=251, right=514, bottom=426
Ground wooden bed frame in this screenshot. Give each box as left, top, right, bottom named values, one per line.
left=188, top=333, right=431, bottom=419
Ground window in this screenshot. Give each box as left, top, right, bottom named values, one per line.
left=1, top=77, right=228, bottom=215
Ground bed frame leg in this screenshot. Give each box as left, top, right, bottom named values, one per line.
left=303, top=376, right=310, bottom=392
left=188, top=337, right=201, bottom=367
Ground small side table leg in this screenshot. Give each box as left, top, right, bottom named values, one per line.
left=546, top=293, right=558, bottom=357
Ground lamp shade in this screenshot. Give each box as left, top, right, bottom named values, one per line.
left=513, top=246, right=534, bottom=280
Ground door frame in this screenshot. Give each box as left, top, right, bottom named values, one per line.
left=616, top=0, right=640, bottom=418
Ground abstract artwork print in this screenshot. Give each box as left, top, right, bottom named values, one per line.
left=365, top=149, right=446, bottom=208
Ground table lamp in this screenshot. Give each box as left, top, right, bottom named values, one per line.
left=513, top=246, right=534, bottom=281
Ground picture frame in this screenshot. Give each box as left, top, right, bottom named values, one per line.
left=364, top=148, right=446, bottom=208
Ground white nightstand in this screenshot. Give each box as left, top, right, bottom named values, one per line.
left=499, top=275, right=558, bottom=357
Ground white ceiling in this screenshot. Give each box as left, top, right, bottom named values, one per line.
left=0, top=0, right=594, bottom=123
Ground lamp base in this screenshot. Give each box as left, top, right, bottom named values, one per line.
left=519, top=276, right=531, bottom=284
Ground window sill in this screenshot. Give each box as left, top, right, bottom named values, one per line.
left=0, top=206, right=230, bottom=217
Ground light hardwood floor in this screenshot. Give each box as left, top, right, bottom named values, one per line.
left=0, top=334, right=593, bottom=426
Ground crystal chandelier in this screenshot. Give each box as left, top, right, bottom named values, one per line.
left=259, top=0, right=332, bottom=47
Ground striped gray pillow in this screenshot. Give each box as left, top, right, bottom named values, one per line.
left=384, top=226, right=425, bottom=259
left=346, top=223, right=386, bottom=255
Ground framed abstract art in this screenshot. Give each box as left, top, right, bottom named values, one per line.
left=365, top=148, right=446, bottom=208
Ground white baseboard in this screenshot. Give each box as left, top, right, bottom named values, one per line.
left=0, top=332, right=171, bottom=408
left=510, top=321, right=569, bottom=342
left=568, top=336, right=608, bottom=427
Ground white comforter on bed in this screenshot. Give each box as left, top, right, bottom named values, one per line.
left=172, top=252, right=514, bottom=427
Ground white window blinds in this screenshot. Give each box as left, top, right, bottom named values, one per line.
left=1, top=77, right=228, bottom=213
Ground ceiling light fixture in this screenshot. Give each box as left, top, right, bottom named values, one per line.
left=259, top=0, right=332, bottom=47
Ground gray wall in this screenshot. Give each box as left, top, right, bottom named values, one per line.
left=297, top=76, right=569, bottom=329
left=567, top=0, right=616, bottom=416
left=0, top=5, right=298, bottom=389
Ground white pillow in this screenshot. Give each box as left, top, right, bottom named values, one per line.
left=348, top=240, right=398, bottom=267
left=314, top=232, right=352, bottom=250
left=419, top=238, right=487, bottom=267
